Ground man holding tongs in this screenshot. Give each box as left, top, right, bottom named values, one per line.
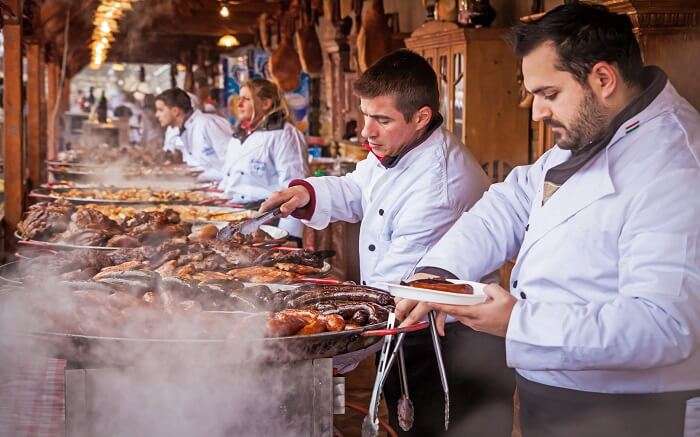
left=260, top=49, right=514, bottom=436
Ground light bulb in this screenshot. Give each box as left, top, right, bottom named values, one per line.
left=220, top=5, right=229, bottom=18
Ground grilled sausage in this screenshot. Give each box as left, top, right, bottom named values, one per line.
left=266, top=313, right=307, bottom=337
left=286, top=289, right=394, bottom=308
left=320, top=314, right=346, bottom=332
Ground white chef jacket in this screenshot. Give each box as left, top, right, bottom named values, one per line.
left=301, top=125, right=490, bottom=286
left=179, top=109, right=232, bottom=181
left=218, top=121, right=309, bottom=237
left=418, top=80, right=700, bottom=394
left=163, top=126, right=183, bottom=154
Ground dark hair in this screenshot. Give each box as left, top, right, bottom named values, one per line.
left=354, top=49, right=439, bottom=122
left=510, top=3, right=644, bottom=86
left=155, top=88, right=193, bottom=113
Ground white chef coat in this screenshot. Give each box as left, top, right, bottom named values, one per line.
left=418, top=80, right=700, bottom=394
left=219, top=121, right=309, bottom=237
left=179, top=109, right=232, bottom=181
left=302, top=125, right=490, bottom=286
left=163, top=125, right=182, bottom=153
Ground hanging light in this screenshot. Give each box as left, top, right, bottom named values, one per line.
left=217, top=34, right=239, bottom=48
left=220, top=4, right=230, bottom=18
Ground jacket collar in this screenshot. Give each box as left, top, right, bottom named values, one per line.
left=542, top=66, right=667, bottom=202
left=232, top=110, right=287, bottom=143
left=518, top=68, right=685, bottom=259
left=365, top=113, right=444, bottom=169
left=179, top=109, right=201, bottom=135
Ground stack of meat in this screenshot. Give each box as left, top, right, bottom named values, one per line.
left=5, top=249, right=394, bottom=339
left=266, top=285, right=395, bottom=336
left=17, top=200, right=191, bottom=247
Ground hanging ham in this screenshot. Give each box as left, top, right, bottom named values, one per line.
left=357, top=0, right=392, bottom=72
left=295, top=1, right=323, bottom=76
left=270, top=11, right=303, bottom=92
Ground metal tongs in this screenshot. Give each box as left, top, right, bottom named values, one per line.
left=429, top=310, right=450, bottom=431
left=361, top=311, right=450, bottom=436
left=362, top=315, right=429, bottom=437
left=216, top=207, right=281, bottom=240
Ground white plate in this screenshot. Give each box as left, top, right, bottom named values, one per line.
left=379, top=280, right=487, bottom=306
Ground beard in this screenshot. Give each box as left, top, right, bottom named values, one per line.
left=548, top=88, right=610, bottom=153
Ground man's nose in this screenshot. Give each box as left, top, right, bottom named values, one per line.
left=531, top=96, right=552, bottom=122
left=360, top=119, right=375, bottom=139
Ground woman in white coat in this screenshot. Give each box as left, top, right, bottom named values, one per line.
left=218, top=78, right=309, bottom=239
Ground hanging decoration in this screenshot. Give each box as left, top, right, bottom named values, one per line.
left=90, top=0, right=136, bottom=68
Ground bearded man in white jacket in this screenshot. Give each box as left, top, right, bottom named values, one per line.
left=261, top=49, right=515, bottom=436
left=399, top=4, right=700, bottom=437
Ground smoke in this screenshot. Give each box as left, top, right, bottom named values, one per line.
left=0, top=260, right=320, bottom=437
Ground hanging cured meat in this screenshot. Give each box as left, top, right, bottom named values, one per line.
left=357, top=0, right=392, bottom=72
left=270, top=8, right=303, bottom=92
left=258, top=13, right=271, bottom=52
left=295, top=0, right=323, bottom=76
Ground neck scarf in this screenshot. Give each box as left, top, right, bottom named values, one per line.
left=542, top=66, right=667, bottom=204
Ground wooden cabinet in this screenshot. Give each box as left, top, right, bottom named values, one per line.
left=405, top=21, right=531, bottom=182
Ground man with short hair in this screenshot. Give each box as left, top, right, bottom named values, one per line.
left=155, top=88, right=232, bottom=181
left=399, top=4, right=700, bottom=436
left=261, top=49, right=515, bottom=435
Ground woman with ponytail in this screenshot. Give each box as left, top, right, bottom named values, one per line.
left=219, top=78, right=309, bottom=240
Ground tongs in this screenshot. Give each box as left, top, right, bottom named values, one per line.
left=361, top=312, right=450, bottom=436
left=362, top=316, right=430, bottom=437
left=216, top=207, right=282, bottom=240
left=429, top=310, right=450, bottom=431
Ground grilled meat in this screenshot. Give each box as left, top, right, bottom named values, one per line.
left=256, top=249, right=334, bottom=268
left=16, top=199, right=74, bottom=240
left=404, top=278, right=474, bottom=294
left=226, top=266, right=300, bottom=284
left=284, top=285, right=394, bottom=308
left=57, top=208, right=124, bottom=246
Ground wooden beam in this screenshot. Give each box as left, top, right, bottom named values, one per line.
left=147, top=15, right=258, bottom=37
left=3, top=0, right=24, bottom=250
left=27, top=41, right=46, bottom=190
left=46, top=61, right=60, bottom=161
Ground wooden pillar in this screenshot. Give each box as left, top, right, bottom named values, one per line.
left=61, top=77, right=71, bottom=115
left=3, top=0, right=25, bottom=250
left=46, top=61, right=60, bottom=160
left=27, top=41, right=46, bottom=190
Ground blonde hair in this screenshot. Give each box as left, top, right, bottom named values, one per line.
left=242, top=78, right=291, bottom=125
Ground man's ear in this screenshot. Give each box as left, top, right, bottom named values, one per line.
left=589, top=61, right=618, bottom=100
left=414, top=106, right=433, bottom=130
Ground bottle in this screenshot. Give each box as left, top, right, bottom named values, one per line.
left=96, top=91, right=108, bottom=124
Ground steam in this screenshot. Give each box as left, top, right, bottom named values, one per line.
left=81, top=158, right=205, bottom=190
left=0, top=261, right=312, bottom=436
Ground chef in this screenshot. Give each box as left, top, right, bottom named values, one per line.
left=261, top=50, right=514, bottom=435
left=155, top=88, right=232, bottom=181
left=399, top=4, right=700, bottom=437
left=218, top=78, right=309, bottom=240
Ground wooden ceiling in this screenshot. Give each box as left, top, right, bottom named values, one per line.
left=28, top=0, right=289, bottom=76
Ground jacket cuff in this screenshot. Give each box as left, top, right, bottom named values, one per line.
left=414, top=267, right=458, bottom=279
left=288, top=179, right=316, bottom=221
